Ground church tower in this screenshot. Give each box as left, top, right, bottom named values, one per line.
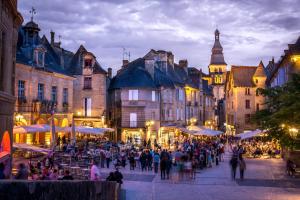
left=208, top=29, right=227, bottom=101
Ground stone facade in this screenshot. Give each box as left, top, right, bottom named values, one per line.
left=72, top=49, right=107, bottom=128
left=14, top=63, right=74, bottom=144
left=0, top=0, right=23, bottom=177
left=225, top=62, right=267, bottom=135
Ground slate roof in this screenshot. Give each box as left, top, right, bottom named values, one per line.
left=231, top=66, right=257, bottom=87
left=202, top=79, right=213, bottom=96
left=16, top=20, right=106, bottom=77
left=210, top=30, right=226, bottom=65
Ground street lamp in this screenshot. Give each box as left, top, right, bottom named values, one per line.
left=289, top=127, right=299, bottom=138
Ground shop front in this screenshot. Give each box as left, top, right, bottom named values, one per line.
left=121, top=128, right=145, bottom=146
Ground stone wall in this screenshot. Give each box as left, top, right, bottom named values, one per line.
left=0, top=180, right=120, bottom=200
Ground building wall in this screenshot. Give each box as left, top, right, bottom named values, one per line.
left=73, top=73, right=106, bottom=119
left=0, top=0, right=23, bottom=177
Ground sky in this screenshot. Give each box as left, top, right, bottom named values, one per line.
left=18, top=0, right=300, bottom=74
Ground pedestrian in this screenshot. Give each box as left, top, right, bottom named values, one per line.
left=239, top=157, right=246, bottom=180
left=90, top=160, right=101, bottom=181
left=129, top=152, right=135, bottom=170
left=100, top=150, right=105, bottom=168
left=114, top=167, right=123, bottom=185
left=153, top=152, right=160, bottom=173
left=105, top=150, right=111, bottom=169
left=49, top=169, right=58, bottom=180
left=62, top=170, right=73, bottom=180
left=15, top=163, right=28, bottom=180
left=230, top=155, right=238, bottom=180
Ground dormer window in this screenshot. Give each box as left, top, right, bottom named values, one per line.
left=84, top=59, right=92, bottom=68
left=34, top=47, right=46, bottom=68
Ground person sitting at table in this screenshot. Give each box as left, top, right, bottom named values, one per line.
left=62, top=170, right=73, bottom=180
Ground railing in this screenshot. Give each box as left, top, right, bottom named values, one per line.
left=122, top=120, right=145, bottom=128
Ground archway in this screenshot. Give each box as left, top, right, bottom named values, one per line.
left=1, top=131, right=11, bottom=153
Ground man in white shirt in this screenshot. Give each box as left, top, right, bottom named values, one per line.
left=90, top=160, right=100, bottom=181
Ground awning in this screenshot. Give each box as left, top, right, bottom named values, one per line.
left=235, top=129, right=264, bottom=140
left=62, top=126, right=114, bottom=135
left=13, top=143, right=51, bottom=154
left=187, top=126, right=223, bottom=136
left=13, top=124, right=63, bottom=134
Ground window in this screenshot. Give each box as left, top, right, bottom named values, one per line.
left=84, top=98, right=92, bottom=117
left=176, top=108, right=179, bottom=120
left=256, top=89, right=259, bottom=96
left=256, top=103, right=260, bottom=111
left=63, top=88, right=68, bottom=104
left=51, top=86, right=57, bottom=102
left=35, top=50, right=45, bottom=67
left=255, top=79, right=258, bottom=84
left=245, top=100, right=250, bottom=109
left=179, top=89, right=184, bottom=101
left=83, top=77, right=92, bottom=89
left=245, top=114, right=251, bottom=124
left=84, top=59, right=92, bottom=68
left=37, top=83, right=44, bottom=101
left=130, top=113, right=137, bottom=127
left=181, top=109, right=184, bottom=120
left=152, top=91, right=156, bottom=101
left=245, top=88, right=250, bottom=95
left=0, top=31, right=6, bottom=91
left=151, top=112, right=155, bottom=120
left=18, top=80, right=25, bottom=99
left=129, top=90, right=138, bottom=100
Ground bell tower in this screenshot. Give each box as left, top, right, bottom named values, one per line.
left=208, top=29, right=227, bottom=100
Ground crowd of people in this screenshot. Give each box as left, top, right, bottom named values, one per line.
left=239, top=140, right=280, bottom=158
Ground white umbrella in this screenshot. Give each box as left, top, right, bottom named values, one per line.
left=62, top=126, right=114, bottom=135
left=13, top=143, right=51, bottom=154
left=236, top=129, right=264, bottom=140
left=13, top=124, right=51, bottom=134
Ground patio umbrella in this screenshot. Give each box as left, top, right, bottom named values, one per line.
left=50, top=115, right=56, bottom=150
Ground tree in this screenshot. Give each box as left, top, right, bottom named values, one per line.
left=254, top=73, right=300, bottom=149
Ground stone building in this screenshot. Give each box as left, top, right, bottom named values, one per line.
left=0, top=0, right=23, bottom=176
left=14, top=18, right=107, bottom=145
left=203, top=29, right=227, bottom=129
left=67, top=45, right=107, bottom=128
left=108, top=50, right=204, bottom=147
left=266, top=36, right=300, bottom=87
left=225, top=62, right=267, bottom=135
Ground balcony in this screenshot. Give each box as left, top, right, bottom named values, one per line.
left=62, top=103, right=69, bottom=113
left=122, top=100, right=147, bottom=107
left=16, top=97, right=32, bottom=112
left=122, top=120, right=145, bottom=128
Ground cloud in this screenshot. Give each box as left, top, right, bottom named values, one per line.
left=18, top=0, right=300, bottom=74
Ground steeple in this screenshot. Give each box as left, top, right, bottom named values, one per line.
left=210, top=29, right=226, bottom=65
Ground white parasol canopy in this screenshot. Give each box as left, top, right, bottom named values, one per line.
left=13, top=124, right=63, bottom=134
left=236, top=129, right=264, bottom=140
left=187, top=126, right=223, bottom=136
left=62, top=126, right=114, bottom=135
left=13, top=143, right=52, bottom=154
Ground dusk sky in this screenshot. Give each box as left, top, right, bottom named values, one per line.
left=19, top=0, right=300, bottom=74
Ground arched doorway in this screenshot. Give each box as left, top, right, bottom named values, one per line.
left=1, top=131, right=11, bottom=153
left=0, top=131, right=11, bottom=179
left=14, top=118, right=28, bottom=143
left=35, top=118, right=47, bottom=145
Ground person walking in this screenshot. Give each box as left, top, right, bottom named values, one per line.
left=129, top=152, right=135, bottom=170
left=239, top=157, right=246, bottom=180
left=230, top=154, right=238, bottom=180
left=153, top=152, right=160, bottom=173
left=105, top=150, right=111, bottom=169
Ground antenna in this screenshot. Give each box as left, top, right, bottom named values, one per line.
left=29, top=7, right=36, bottom=21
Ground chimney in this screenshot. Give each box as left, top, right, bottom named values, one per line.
left=108, top=68, right=112, bottom=78
left=50, top=30, right=55, bottom=45
left=179, top=59, right=188, bottom=68
left=122, top=60, right=129, bottom=67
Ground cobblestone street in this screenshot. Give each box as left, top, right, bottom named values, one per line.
left=107, top=150, right=300, bottom=200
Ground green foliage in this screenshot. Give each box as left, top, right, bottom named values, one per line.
left=254, top=73, right=300, bottom=148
